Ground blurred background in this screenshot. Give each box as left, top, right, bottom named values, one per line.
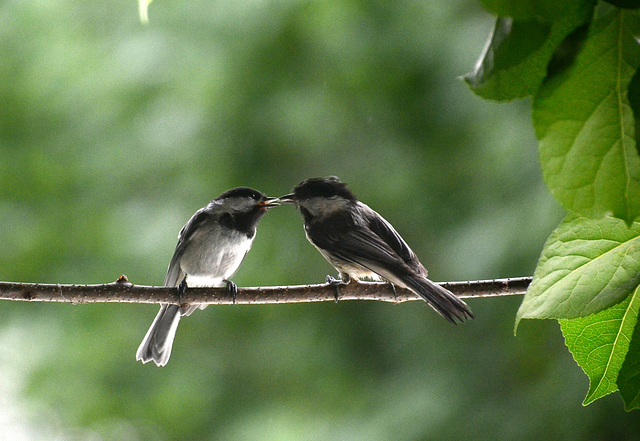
left=1, top=0, right=638, bottom=439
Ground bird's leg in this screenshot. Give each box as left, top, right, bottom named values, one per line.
left=388, top=282, right=398, bottom=303
left=176, top=278, right=192, bottom=315
left=178, top=278, right=188, bottom=302
left=224, top=279, right=238, bottom=305
left=326, top=273, right=349, bottom=303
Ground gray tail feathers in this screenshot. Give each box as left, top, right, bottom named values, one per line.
left=402, top=275, right=474, bottom=324
left=136, top=304, right=181, bottom=367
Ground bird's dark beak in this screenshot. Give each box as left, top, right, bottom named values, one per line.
left=278, top=193, right=297, bottom=204
left=258, top=197, right=280, bottom=208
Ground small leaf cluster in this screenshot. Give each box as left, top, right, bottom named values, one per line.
left=466, top=0, right=640, bottom=409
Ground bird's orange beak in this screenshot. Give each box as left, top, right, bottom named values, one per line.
left=257, top=197, right=280, bottom=208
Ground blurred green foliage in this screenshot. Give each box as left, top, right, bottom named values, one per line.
left=1, top=0, right=639, bottom=440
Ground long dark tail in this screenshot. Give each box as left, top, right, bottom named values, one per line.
left=402, top=275, right=474, bottom=324
left=136, top=304, right=181, bottom=366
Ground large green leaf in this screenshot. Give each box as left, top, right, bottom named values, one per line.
left=618, top=319, right=640, bottom=410
left=464, top=2, right=594, bottom=101
left=533, top=10, right=640, bottom=223
left=560, top=291, right=639, bottom=405
left=516, top=215, right=640, bottom=324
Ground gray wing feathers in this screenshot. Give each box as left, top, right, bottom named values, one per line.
left=308, top=204, right=473, bottom=323
left=164, top=254, right=186, bottom=287
left=362, top=204, right=425, bottom=275
left=309, top=206, right=418, bottom=277
left=164, top=207, right=211, bottom=287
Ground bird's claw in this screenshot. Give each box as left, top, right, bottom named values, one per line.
left=224, top=279, right=238, bottom=304
left=388, top=282, right=398, bottom=303
left=178, top=279, right=188, bottom=299
left=326, top=275, right=346, bottom=303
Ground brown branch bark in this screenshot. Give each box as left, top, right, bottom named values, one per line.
left=0, top=276, right=530, bottom=305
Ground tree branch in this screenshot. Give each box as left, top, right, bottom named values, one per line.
left=0, top=276, right=530, bottom=305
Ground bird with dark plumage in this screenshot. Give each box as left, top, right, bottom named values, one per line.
left=279, top=177, right=473, bottom=324
left=136, top=187, right=279, bottom=366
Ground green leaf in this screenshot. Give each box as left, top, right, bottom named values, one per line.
left=560, top=290, right=639, bottom=405
left=533, top=10, right=640, bottom=223
left=516, top=215, right=640, bottom=324
left=464, top=2, right=594, bottom=101
left=479, top=0, right=574, bottom=20
left=139, top=0, right=154, bottom=24
left=618, top=319, right=640, bottom=410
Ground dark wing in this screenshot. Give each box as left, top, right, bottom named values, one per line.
left=306, top=203, right=473, bottom=323
left=362, top=204, right=427, bottom=276
left=305, top=203, right=420, bottom=277
left=164, top=206, right=212, bottom=287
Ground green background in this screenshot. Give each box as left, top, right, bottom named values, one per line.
left=1, top=0, right=638, bottom=439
